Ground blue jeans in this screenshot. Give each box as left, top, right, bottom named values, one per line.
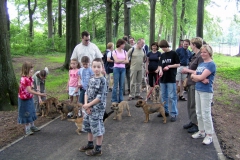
left=112, top=67, right=125, bottom=103
left=160, top=83, right=178, bottom=117
left=79, top=89, right=86, bottom=104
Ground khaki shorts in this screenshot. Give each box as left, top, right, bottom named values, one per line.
left=176, top=66, right=188, bottom=81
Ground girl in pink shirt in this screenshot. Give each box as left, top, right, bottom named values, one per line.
left=18, top=62, right=46, bottom=135
left=67, top=58, right=81, bottom=103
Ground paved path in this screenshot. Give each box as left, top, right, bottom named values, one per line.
left=0, top=90, right=224, bottom=160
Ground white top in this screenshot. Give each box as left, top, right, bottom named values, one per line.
left=71, top=42, right=103, bottom=66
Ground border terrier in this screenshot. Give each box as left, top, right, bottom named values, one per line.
left=68, top=116, right=83, bottom=135
left=56, top=101, right=82, bottom=120
left=111, top=101, right=131, bottom=121
left=39, top=97, right=59, bottom=117
left=153, top=85, right=160, bottom=103
left=135, top=100, right=166, bottom=123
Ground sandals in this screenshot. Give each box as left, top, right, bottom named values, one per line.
left=128, top=97, right=134, bottom=101
left=179, top=96, right=187, bottom=101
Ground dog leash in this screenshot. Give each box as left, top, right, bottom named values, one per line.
left=145, top=73, right=161, bottom=102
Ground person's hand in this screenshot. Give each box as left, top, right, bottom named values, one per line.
left=163, top=66, right=169, bottom=71
left=86, top=108, right=92, bottom=115
left=154, top=69, right=159, bottom=73
left=159, top=71, right=163, bottom=77
left=83, top=103, right=90, bottom=110
left=40, top=93, right=47, bottom=97
left=146, top=69, right=149, bottom=74
left=39, top=98, right=43, bottom=103
left=201, top=79, right=209, bottom=84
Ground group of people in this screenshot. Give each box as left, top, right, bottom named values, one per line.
left=17, top=30, right=216, bottom=157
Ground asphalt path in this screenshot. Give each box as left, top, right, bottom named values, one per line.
left=0, top=90, right=223, bottom=160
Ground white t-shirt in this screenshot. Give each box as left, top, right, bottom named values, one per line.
left=71, top=42, right=103, bottom=66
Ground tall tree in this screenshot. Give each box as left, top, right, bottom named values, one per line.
left=172, top=0, right=178, bottom=50
left=58, top=0, right=62, bottom=37
left=196, top=0, right=204, bottom=38
left=113, top=0, right=122, bottom=39
left=0, top=0, right=18, bottom=108
left=124, top=0, right=131, bottom=37
left=179, top=0, right=186, bottom=44
left=105, top=0, right=112, bottom=45
left=63, top=0, right=79, bottom=69
left=47, top=0, right=53, bottom=38
left=149, top=0, right=157, bottom=46
left=27, top=0, right=37, bottom=39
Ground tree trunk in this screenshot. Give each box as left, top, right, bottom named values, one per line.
left=58, top=0, right=62, bottom=37
left=172, top=0, right=178, bottom=51
left=196, top=0, right=204, bottom=38
left=27, top=0, right=37, bottom=39
left=105, top=0, right=113, bottom=46
left=113, top=0, right=121, bottom=39
left=149, top=0, right=156, bottom=46
left=124, top=0, right=131, bottom=37
left=63, top=0, right=79, bottom=70
left=179, top=0, right=185, bottom=45
left=0, top=0, right=19, bottom=108
left=47, top=0, right=53, bottom=38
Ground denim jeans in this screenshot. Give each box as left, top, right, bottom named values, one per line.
left=195, top=90, right=214, bottom=134
left=79, top=89, right=86, bottom=104
left=112, top=67, right=125, bottom=103
left=160, top=83, right=178, bottom=117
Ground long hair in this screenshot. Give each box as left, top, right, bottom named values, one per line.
left=21, top=61, right=33, bottom=76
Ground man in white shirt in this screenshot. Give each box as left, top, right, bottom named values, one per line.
left=71, top=31, right=103, bottom=66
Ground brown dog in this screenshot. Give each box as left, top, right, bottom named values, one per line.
left=57, top=101, right=82, bottom=120
left=135, top=100, right=166, bottom=123
left=68, top=117, right=83, bottom=135
left=39, top=97, right=59, bottom=117
left=153, top=85, right=160, bottom=103
left=111, top=101, right=131, bottom=121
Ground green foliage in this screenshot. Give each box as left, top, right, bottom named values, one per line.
left=213, top=54, right=240, bottom=83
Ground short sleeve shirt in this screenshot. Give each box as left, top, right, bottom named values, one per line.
left=18, top=76, right=33, bottom=100
left=78, top=67, right=94, bottom=90
left=69, top=69, right=79, bottom=87
left=147, top=51, right=161, bottom=71
left=113, top=49, right=126, bottom=68
left=195, top=61, right=216, bottom=93
left=158, top=50, right=180, bottom=83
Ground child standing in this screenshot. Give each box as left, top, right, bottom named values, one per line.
left=78, top=56, right=94, bottom=104
left=79, top=58, right=107, bottom=156
left=67, top=58, right=81, bottom=103
left=18, top=62, right=46, bottom=135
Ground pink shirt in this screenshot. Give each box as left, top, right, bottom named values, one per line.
left=18, top=76, right=33, bottom=100
left=69, top=69, right=79, bottom=87
left=113, top=49, right=126, bottom=68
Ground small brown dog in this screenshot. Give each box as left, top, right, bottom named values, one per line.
left=153, top=85, right=160, bottom=103
left=135, top=100, right=166, bottom=123
left=146, top=85, right=153, bottom=101
left=68, top=117, right=83, bottom=135
left=39, top=97, right=59, bottom=117
left=57, top=101, right=82, bottom=120
left=111, top=101, right=131, bottom=121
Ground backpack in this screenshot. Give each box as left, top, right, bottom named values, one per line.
left=102, top=50, right=108, bottom=69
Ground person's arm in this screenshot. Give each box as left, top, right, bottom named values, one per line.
left=26, top=86, right=46, bottom=97
left=112, top=51, right=124, bottom=63
left=191, top=69, right=211, bottom=82
left=107, top=51, right=114, bottom=62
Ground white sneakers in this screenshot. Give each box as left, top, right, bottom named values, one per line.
left=202, top=135, right=213, bottom=145
left=192, top=131, right=213, bottom=145
left=192, top=131, right=206, bottom=139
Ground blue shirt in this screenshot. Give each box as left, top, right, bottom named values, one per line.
left=195, top=61, right=216, bottom=93
left=78, top=67, right=94, bottom=90
left=176, top=47, right=192, bottom=66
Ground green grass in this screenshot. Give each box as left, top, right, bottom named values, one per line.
left=213, top=54, right=240, bottom=83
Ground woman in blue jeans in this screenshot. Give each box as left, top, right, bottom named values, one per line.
left=111, top=39, right=129, bottom=103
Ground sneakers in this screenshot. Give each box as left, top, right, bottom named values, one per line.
left=187, top=124, right=199, bottom=133
left=30, top=126, right=41, bottom=132
left=183, top=122, right=193, bottom=129
left=157, top=112, right=169, bottom=117
left=192, top=131, right=206, bottom=139
left=170, top=116, right=177, bottom=122
left=202, top=135, right=213, bottom=145
left=79, top=145, right=94, bottom=152
left=85, top=149, right=102, bottom=156
left=25, top=129, right=34, bottom=135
